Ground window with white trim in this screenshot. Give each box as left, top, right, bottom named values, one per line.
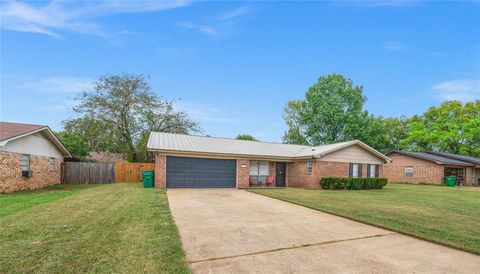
left=306, top=160, right=313, bottom=175
left=250, top=161, right=269, bottom=183
left=405, top=167, right=414, bottom=178
left=369, top=165, right=376, bottom=178
left=352, top=164, right=359, bottom=178
left=49, top=158, right=55, bottom=171
left=21, top=154, right=30, bottom=171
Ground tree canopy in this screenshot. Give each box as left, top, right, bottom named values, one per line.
left=283, top=74, right=388, bottom=150
left=283, top=73, right=480, bottom=157
left=236, top=134, right=259, bottom=141
left=401, top=101, right=480, bottom=156
left=59, top=73, right=200, bottom=162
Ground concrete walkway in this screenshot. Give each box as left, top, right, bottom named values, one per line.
left=167, top=189, right=480, bottom=274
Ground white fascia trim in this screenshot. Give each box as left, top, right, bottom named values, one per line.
left=314, top=140, right=392, bottom=163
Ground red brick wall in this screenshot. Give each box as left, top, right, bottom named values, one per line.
left=287, top=160, right=352, bottom=188
left=287, top=160, right=316, bottom=188
left=382, top=152, right=444, bottom=184
left=0, top=151, right=62, bottom=193
left=236, top=159, right=249, bottom=188
left=154, top=154, right=166, bottom=188
left=465, top=167, right=476, bottom=186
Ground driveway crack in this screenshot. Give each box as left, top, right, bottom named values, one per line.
left=188, top=232, right=396, bottom=264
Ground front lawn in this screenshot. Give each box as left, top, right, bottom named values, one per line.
left=0, top=183, right=189, bottom=273
left=0, top=184, right=98, bottom=217
left=249, top=184, right=480, bottom=255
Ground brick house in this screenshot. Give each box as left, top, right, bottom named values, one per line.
left=383, top=151, right=480, bottom=186
left=146, top=132, right=391, bottom=189
left=0, top=122, right=71, bottom=193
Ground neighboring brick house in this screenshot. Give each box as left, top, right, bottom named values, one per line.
left=0, top=122, right=71, bottom=193
left=383, top=151, right=480, bottom=186
left=146, top=132, right=391, bottom=189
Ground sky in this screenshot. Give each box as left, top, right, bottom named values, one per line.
left=1, top=0, right=479, bottom=142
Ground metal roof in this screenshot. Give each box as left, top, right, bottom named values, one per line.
left=147, top=132, right=391, bottom=162
left=388, top=150, right=474, bottom=166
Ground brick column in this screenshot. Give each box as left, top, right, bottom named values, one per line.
left=237, top=159, right=250, bottom=188
left=269, top=161, right=276, bottom=187
left=154, top=154, right=166, bottom=188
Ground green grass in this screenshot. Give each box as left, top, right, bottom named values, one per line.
left=0, top=184, right=99, bottom=218
left=0, top=184, right=190, bottom=273
left=249, top=183, right=480, bottom=255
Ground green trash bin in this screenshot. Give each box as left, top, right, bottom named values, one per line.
left=142, top=171, right=154, bottom=188
left=444, top=176, right=457, bottom=187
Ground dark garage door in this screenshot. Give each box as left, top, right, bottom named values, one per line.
left=166, top=156, right=237, bottom=188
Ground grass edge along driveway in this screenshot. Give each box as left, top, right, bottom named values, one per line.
left=248, top=183, right=480, bottom=255
left=0, top=183, right=190, bottom=273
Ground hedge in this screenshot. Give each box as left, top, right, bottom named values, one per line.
left=320, top=177, right=388, bottom=190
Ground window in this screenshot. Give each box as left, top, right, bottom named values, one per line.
left=349, top=163, right=362, bottom=178
left=306, top=160, right=313, bottom=175
left=405, top=167, right=414, bottom=178
left=352, top=164, right=359, bottom=178
left=49, top=158, right=55, bottom=171
left=21, top=154, right=30, bottom=171
left=368, top=164, right=377, bottom=178
left=250, top=161, right=269, bottom=183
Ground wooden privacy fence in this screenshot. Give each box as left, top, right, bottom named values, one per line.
left=115, top=162, right=155, bottom=183
left=62, top=162, right=115, bottom=184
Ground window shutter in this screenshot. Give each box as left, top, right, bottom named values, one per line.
left=367, top=164, right=371, bottom=178
left=358, top=164, right=362, bottom=177
left=375, top=164, right=380, bottom=178
left=349, top=163, right=353, bottom=178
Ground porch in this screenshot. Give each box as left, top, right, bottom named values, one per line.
left=246, top=160, right=286, bottom=188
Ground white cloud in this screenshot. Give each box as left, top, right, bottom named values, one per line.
left=21, top=77, right=94, bottom=93
left=432, top=79, right=480, bottom=102
left=174, top=5, right=252, bottom=37
left=39, top=99, right=78, bottom=112
left=217, top=6, right=251, bottom=21
left=175, top=21, right=219, bottom=37
left=383, top=40, right=410, bottom=51
left=0, top=0, right=191, bottom=38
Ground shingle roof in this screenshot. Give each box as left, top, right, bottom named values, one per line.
left=427, top=151, right=480, bottom=165
left=147, top=132, right=391, bottom=162
left=0, top=121, right=71, bottom=157
left=0, top=122, right=46, bottom=141
left=388, top=150, right=474, bottom=166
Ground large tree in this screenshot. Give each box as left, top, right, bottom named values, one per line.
left=63, top=73, right=200, bottom=162
left=401, top=100, right=480, bottom=157
left=282, top=100, right=308, bottom=145
left=301, top=74, right=366, bottom=145
left=283, top=74, right=388, bottom=150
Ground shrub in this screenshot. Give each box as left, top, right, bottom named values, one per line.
left=320, top=177, right=387, bottom=190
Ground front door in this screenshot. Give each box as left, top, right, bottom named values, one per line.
left=275, top=162, right=286, bottom=187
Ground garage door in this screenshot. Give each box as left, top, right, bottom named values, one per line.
left=166, top=156, right=237, bottom=188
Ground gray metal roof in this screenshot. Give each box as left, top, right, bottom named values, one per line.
left=147, top=132, right=391, bottom=161
left=388, top=151, right=474, bottom=166
left=427, top=151, right=480, bottom=165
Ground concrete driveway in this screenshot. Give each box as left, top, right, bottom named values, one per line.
left=168, top=189, right=480, bottom=274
